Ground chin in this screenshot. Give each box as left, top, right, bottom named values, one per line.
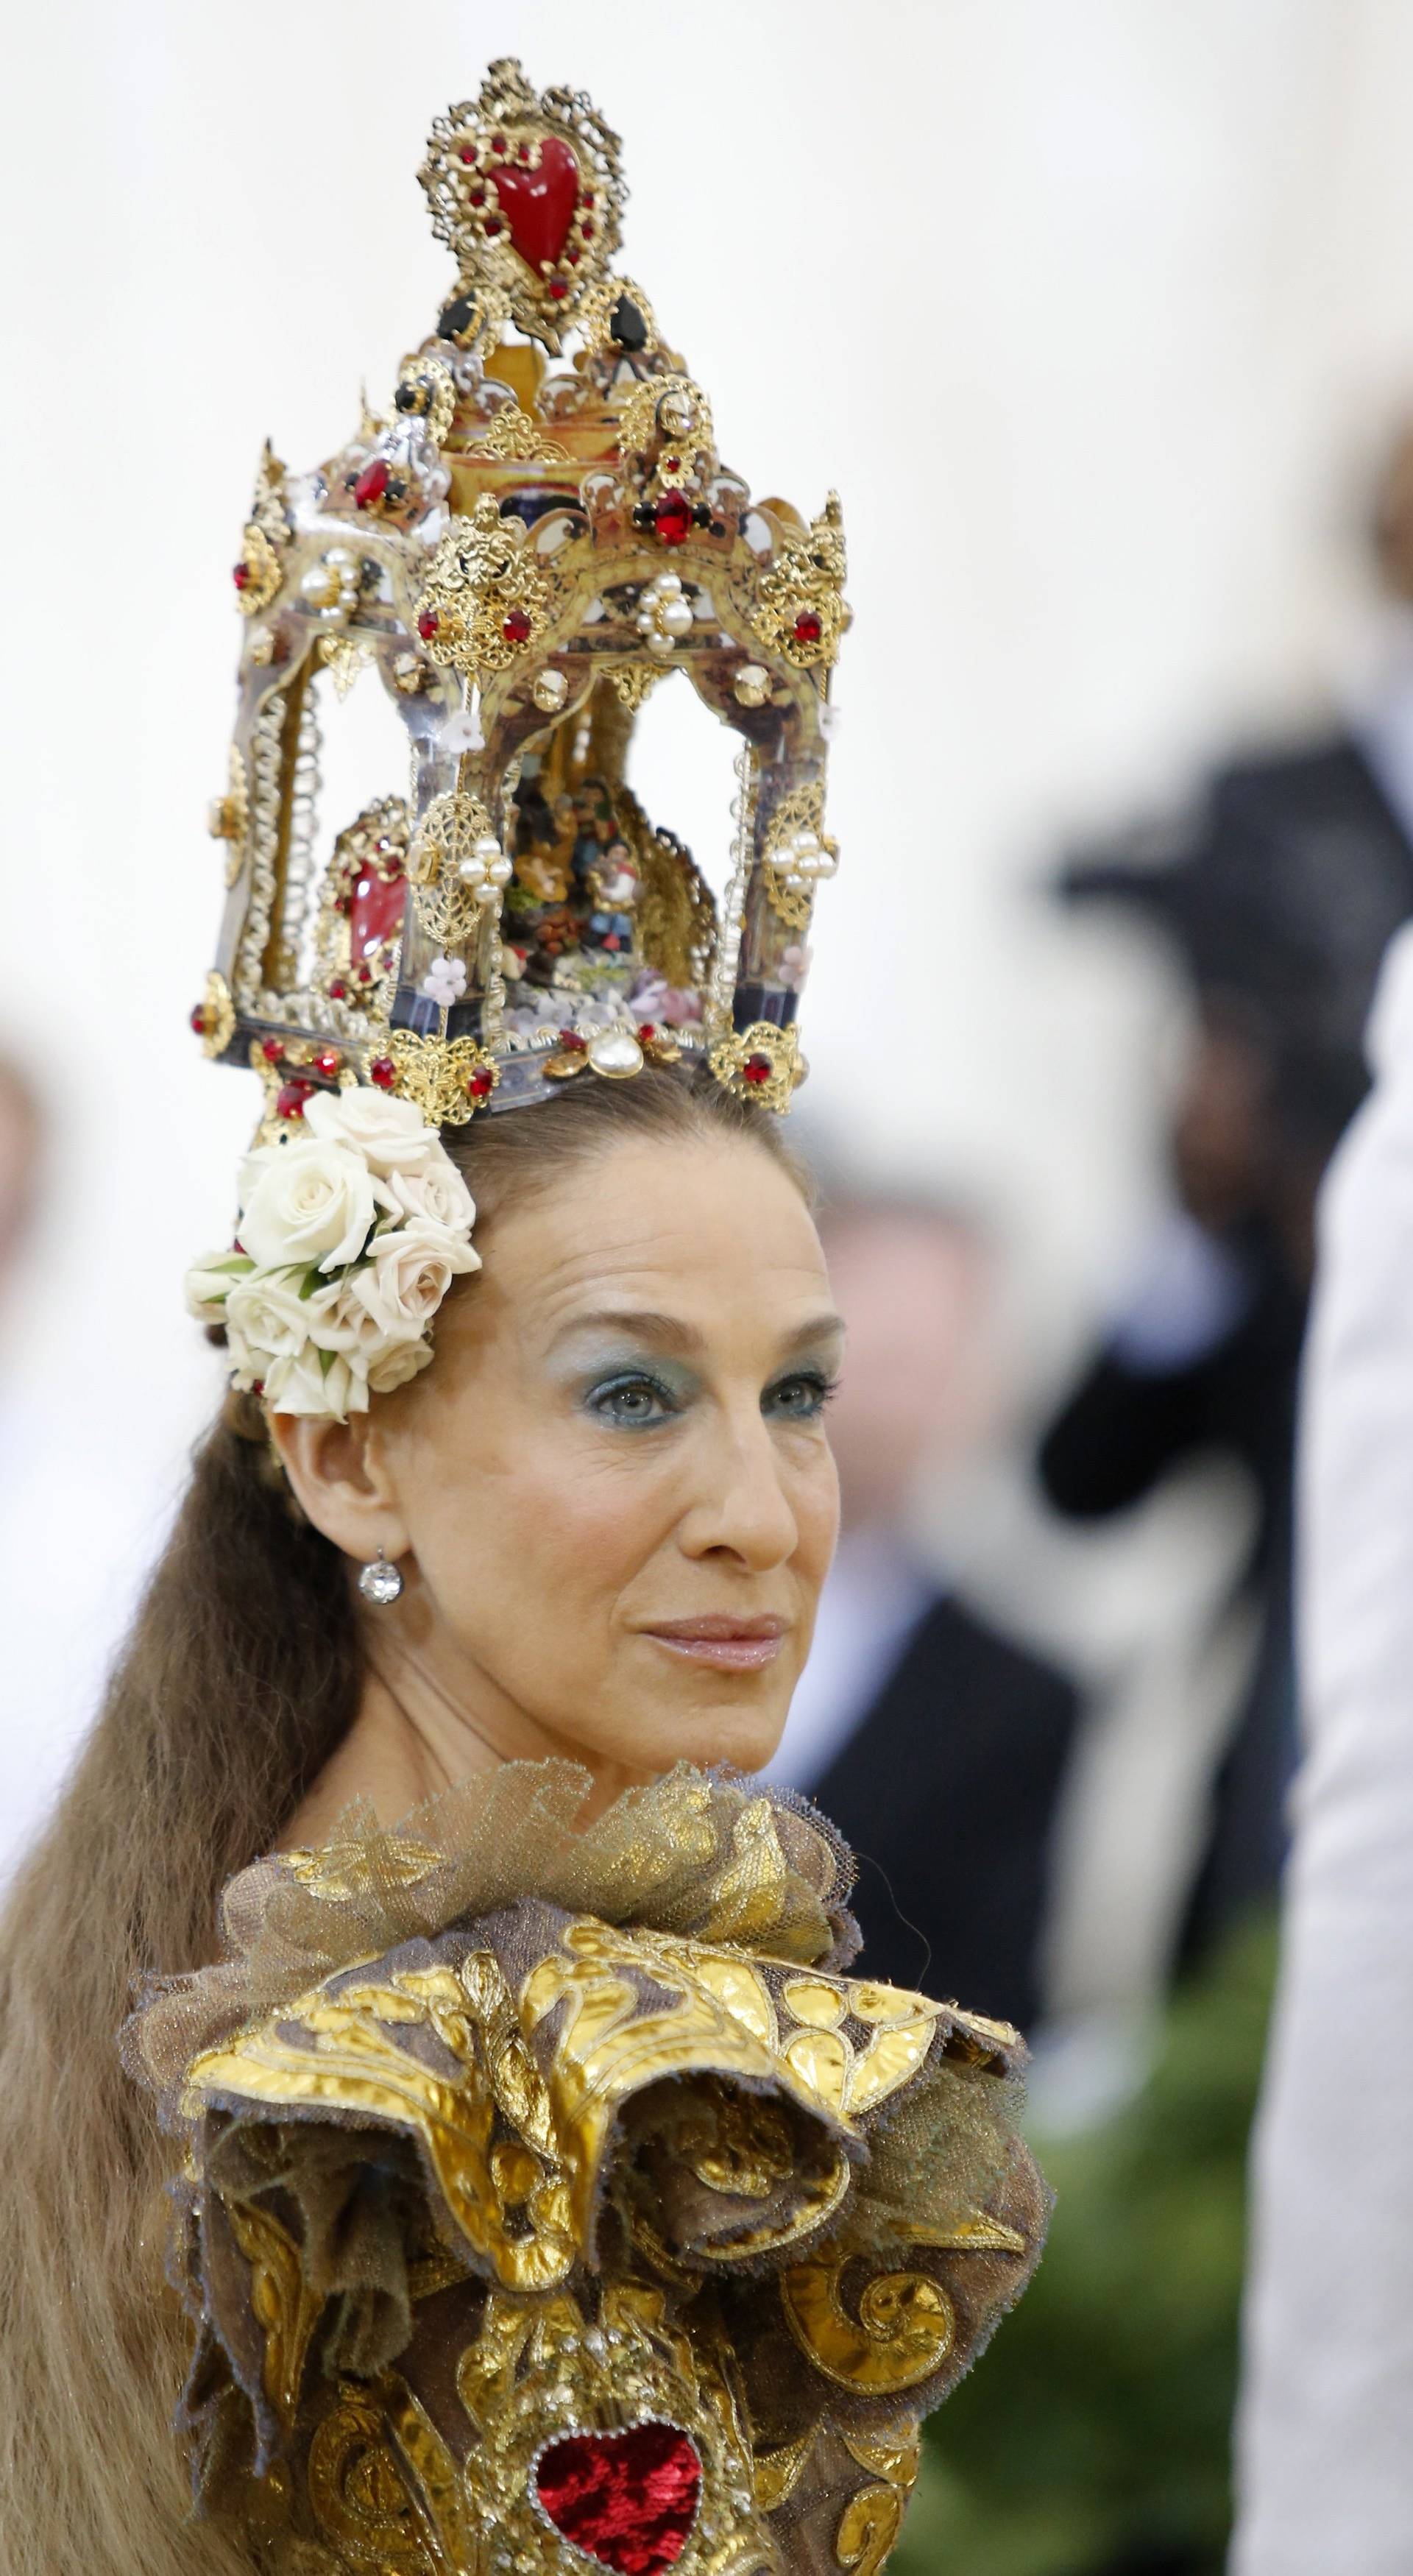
left=654, top=1692, right=787, bottom=1780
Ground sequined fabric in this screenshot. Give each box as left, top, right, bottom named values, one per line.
left=126, top=1763, right=1049, bottom=2574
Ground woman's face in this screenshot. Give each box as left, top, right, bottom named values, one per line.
left=341, top=1130, right=842, bottom=1783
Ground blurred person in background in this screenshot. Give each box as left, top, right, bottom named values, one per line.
left=1233, top=920, right=1413, bottom=2575
left=1037, top=417, right=1413, bottom=1976
left=766, top=1189, right=1079, bottom=2032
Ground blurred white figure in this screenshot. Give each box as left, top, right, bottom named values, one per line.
left=1233, top=920, right=1413, bottom=2572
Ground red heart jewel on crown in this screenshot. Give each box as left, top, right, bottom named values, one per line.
left=535, top=2424, right=701, bottom=2576
left=492, top=137, right=581, bottom=276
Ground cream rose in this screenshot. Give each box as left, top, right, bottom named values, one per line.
left=262, top=1345, right=369, bottom=1421
left=238, top=1137, right=378, bottom=1274
left=366, top=1336, right=436, bottom=1396
left=350, top=1225, right=477, bottom=1337
left=225, top=1270, right=319, bottom=1362
left=303, top=1086, right=442, bottom=1178
left=301, top=1275, right=415, bottom=1359
left=184, top=1252, right=252, bottom=1320
left=383, top=1161, right=478, bottom=1238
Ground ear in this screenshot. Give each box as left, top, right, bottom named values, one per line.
left=270, top=1409, right=410, bottom=1569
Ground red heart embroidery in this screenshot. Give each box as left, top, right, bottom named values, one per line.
left=535, top=2423, right=701, bottom=2576
left=493, top=136, right=580, bottom=275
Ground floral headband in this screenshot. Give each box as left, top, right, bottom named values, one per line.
left=185, top=1089, right=479, bottom=1423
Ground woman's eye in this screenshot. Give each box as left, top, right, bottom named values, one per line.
left=589, top=1375, right=675, bottom=1426
left=765, top=1372, right=837, bottom=1422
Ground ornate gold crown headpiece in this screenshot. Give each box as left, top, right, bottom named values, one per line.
left=192, top=60, right=847, bottom=1141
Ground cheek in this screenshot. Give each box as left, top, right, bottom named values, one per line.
left=406, top=1412, right=682, bottom=1652
left=791, top=1442, right=841, bottom=1594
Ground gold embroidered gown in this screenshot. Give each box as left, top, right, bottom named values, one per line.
left=127, top=1763, right=1048, bottom=2576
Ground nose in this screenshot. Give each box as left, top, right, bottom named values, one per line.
left=675, top=1403, right=801, bottom=1574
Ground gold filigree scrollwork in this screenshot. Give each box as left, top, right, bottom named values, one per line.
left=835, top=2481, right=907, bottom=2576
left=306, top=2384, right=436, bottom=2576
left=617, top=372, right=715, bottom=464
left=235, top=520, right=283, bottom=620
left=393, top=350, right=456, bottom=447
left=414, top=496, right=554, bottom=682
left=319, top=634, right=372, bottom=701
left=780, top=2253, right=955, bottom=2395
left=751, top=492, right=849, bottom=671
left=709, top=1020, right=806, bottom=1116
left=576, top=272, right=662, bottom=357
left=380, top=1030, right=500, bottom=1125
left=762, top=782, right=840, bottom=929
left=408, top=789, right=511, bottom=952
left=476, top=405, right=571, bottom=464
left=194, top=969, right=236, bottom=1060
left=282, top=1837, right=445, bottom=1902
left=208, top=744, right=249, bottom=888
left=609, top=663, right=663, bottom=712
left=225, top=2200, right=325, bottom=2429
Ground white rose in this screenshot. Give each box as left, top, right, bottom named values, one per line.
left=302, top=1276, right=412, bottom=1359
left=350, top=1225, right=477, bottom=1337
left=383, top=1156, right=477, bottom=1239
left=185, top=1251, right=252, bottom=1320
left=304, top=1086, right=442, bottom=1178
left=366, top=1336, right=435, bottom=1396
left=263, top=1345, right=369, bottom=1422
left=224, top=1317, right=261, bottom=1390
left=238, top=1137, right=377, bottom=1274
left=225, top=1271, right=319, bottom=1362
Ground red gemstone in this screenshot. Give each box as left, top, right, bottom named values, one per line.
left=189, top=1003, right=208, bottom=1036
left=467, top=1067, right=495, bottom=1100
left=654, top=493, right=693, bottom=547
left=637, top=1023, right=657, bottom=1043
left=742, top=1053, right=773, bottom=1086
left=517, top=141, right=530, bottom=161
left=314, top=1047, right=341, bottom=1080
left=559, top=1030, right=587, bottom=1052
left=260, top=1036, right=283, bottom=1063
left=369, top=1056, right=397, bottom=1091
left=793, top=610, right=823, bottom=645
left=354, top=456, right=391, bottom=510
left=663, top=459, right=681, bottom=473
left=581, top=220, right=595, bottom=241
left=459, top=147, right=475, bottom=165
left=348, top=858, right=406, bottom=966
left=548, top=278, right=568, bottom=300
left=470, top=187, right=485, bottom=206
left=484, top=218, right=503, bottom=238
left=583, top=192, right=595, bottom=209
left=232, top=561, right=251, bottom=590
left=502, top=607, right=532, bottom=644
left=567, top=251, right=581, bottom=266
left=417, top=609, right=440, bottom=641
left=329, top=977, right=348, bottom=1002
left=492, top=133, right=506, bottom=152
left=535, top=2424, right=701, bottom=2576
left=491, top=132, right=580, bottom=273
left=276, top=1078, right=315, bottom=1120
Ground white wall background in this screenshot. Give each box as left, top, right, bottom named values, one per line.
left=5, top=0, right=1413, bottom=1873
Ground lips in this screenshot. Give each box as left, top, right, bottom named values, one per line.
left=640, top=1616, right=787, bottom=1672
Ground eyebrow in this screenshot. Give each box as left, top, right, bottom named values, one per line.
left=550, top=1305, right=846, bottom=1359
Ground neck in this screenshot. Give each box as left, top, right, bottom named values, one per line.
left=280, top=1612, right=650, bottom=1847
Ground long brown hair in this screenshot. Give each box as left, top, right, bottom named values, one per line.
left=0, top=1067, right=803, bottom=2575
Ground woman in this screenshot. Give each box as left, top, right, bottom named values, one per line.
left=0, top=65, right=1046, bottom=2576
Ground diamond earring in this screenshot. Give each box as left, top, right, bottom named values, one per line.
left=358, top=1548, right=403, bottom=1607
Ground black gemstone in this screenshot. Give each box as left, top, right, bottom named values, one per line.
left=387, top=478, right=406, bottom=500
left=609, top=294, right=648, bottom=351
left=394, top=382, right=420, bottom=413
left=438, top=293, right=478, bottom=341
left=693, top=504, right=712, bottom=528
left=709, top=520, right=726, bottom=537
